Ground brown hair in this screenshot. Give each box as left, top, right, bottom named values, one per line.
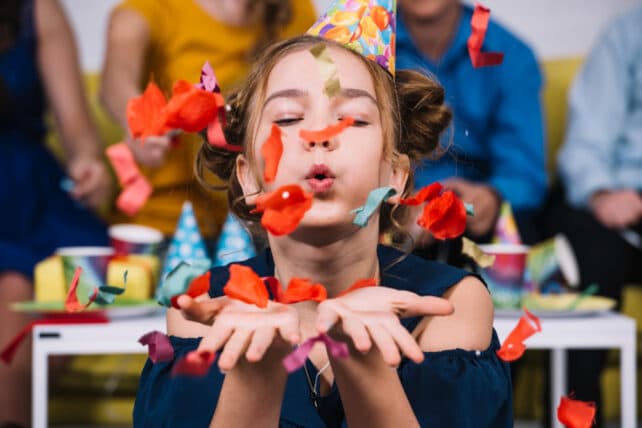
left=196, top=35, right=451, bottom=236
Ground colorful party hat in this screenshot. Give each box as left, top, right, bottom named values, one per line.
left=492, top=202, right=522, bottom=245
left=161, top=201, right=210, bottom=281
left=307, top=0, right=397, bottom=75
left=212, top=213, right=256, bottom=267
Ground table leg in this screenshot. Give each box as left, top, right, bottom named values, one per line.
left=551, top=349, right=567, bottom=428
left=31, top=336, right=48, bottom=428
left=621, top=339, right=637, bottom=428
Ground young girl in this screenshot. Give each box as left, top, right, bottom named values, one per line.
left=134, top=34, right=512, bottom=427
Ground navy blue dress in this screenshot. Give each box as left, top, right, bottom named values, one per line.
left=134, top=245, right=513, bottom=427
left=0, top=0, right=108, bottom=277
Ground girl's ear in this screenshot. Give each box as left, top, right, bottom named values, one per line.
left=236, top=154, right=261, bottom=205
left=386, top=154, right=410, bottom=204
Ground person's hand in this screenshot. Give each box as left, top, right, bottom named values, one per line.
left=590, top=189, right=642, bottom=229
left=316, top=287, right=453, bottom=366
left=67, top=156, right=113, bottom=209
left=126, top=134, right=174, bottom=168
left=177, top=295, right=301, bottom=371
left=443, top=178, right=501, bottom=237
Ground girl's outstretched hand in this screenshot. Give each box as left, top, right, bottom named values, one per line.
left=316, top=287, right=454, bottom=366
left=177, top=295, right=301, bottom=371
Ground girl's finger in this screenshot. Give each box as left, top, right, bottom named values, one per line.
left=218, top=328, right=251, bottom=371
left=197, top=322, right=234, bottom=354
left=178, top=295, right=225, bottom=325
left=341, top=316, right=371, bottom=353
left=367, top=323, right=401, bottom=367
left=277, top=317, right=300, bottom=344
left=245, top=326, right=276, bottom=362
left=315, top=303, right=340, bottom=334
left=383, top=320, right=424, bottom=364
left=395, top=293, right=454, bottom=318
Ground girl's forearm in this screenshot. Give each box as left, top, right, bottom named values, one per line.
left=330, top=347, right=419, bottom=428
left=210, top=355, right=288, bottom=428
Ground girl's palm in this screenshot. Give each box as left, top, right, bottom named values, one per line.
left=316, top=287, right=453, bottom=366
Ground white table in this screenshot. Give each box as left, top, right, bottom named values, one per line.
left=494, top=312, right=637, bottom=428
left=32, top=313, right=637, bottom=428
left=31, top=316, right=165, bottom=428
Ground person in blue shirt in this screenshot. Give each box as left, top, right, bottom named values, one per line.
left=544, top=7, right=642, bottom=427
left=397, top=0, right=546, bottom=245
left=133, top=32, right=513, bottom=427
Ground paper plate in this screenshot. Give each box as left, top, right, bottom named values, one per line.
left=11, top=299, right=164, bottom=319
left=494, top=294, right=617, bottom=318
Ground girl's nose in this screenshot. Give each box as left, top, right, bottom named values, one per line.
left=302, top=138, right=337, bottom=151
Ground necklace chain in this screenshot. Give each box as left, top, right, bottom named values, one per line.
left=302, top=360, right=330, bottom=410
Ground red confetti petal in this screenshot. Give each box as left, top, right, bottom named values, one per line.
left=254, top=184, right=313, bottom=236
left=557, top=395, right=596, bottom=428
left=164, top=80, right=224, bottom=133
left=171, top=350, right=217, bottom=377
left=418, top=190, right=467, bottom=240
left=170, top=271, right=211, bottom=309
left=299, top=117, right=355, bottom=143
left=105, top=142, right=153, bottom=217
left=126, top=82, right=170, bottom=141
left=337, top=278, right=378, bottom=297
left=223, top=264, right=269, bottom=308
left=496, top=309, right=541, bottom=362
left=467, top=4, right=504, bottom=68
left=261, top=124, right=283, bottom=183
left=399, top=182, right=443, bottom=206
left=281, top=278, right=327, bottom=304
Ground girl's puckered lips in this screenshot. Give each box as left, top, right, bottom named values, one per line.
left=305, top=164, right=335, bottom=193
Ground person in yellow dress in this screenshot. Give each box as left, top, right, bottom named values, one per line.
left=101, top=0, right=317, bottom=241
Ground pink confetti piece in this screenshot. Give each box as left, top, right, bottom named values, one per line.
left=139, top=330, right=175, bottom=363
left=282, top=333, right=349, bottom=373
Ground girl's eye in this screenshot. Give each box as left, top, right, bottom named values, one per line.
left=274, top=117, right=302, bottom=126
left=352, top=119, right=370, bottom=127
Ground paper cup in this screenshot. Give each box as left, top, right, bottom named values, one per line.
left=56, top=246, right=115, bottom=301
left=109, top=224, right=164, bottom=256
left=479, top=244, right=530, bottom=309
left=527, top=234, right=579, bottom=290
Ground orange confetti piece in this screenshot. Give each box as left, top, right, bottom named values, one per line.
left=164, top=80, right=224, bottom=133
left=337, top=278, right=378, bottom=297
left=299, top=117, right=355, bottom=143
left=557, top=395, right=596, bottom=428
left=254, top=184, right=313, bottom=236
left=281, top=278, right=327, bottom=304
left=399, top=182, right=443, bottom=206
left=496, top=308, right=541, bottom=362
left=261, top=124, right=283, bottom=183
left=223, top=264, right=269, bottom=308
left=64, top=267, right=98, bottom=313
left=126, top=82, right=170, bottom=141
left=418, top=190, right=467, bottom=240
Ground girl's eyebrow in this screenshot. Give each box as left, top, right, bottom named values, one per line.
left=263, top=89, right=308, bottom=110
left=263, top=87, right=377, bottom=111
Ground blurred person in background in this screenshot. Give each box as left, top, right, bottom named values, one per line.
left=0, top=0, right=111, bottom=425
left=100, top=0, right=316, bottom=251
left=396, top=0, right=546, bottom=257
left=544, top=6, right=642, bottom=426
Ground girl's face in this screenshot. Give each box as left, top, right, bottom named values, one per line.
left=238, top=46, right=407, bottom=233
